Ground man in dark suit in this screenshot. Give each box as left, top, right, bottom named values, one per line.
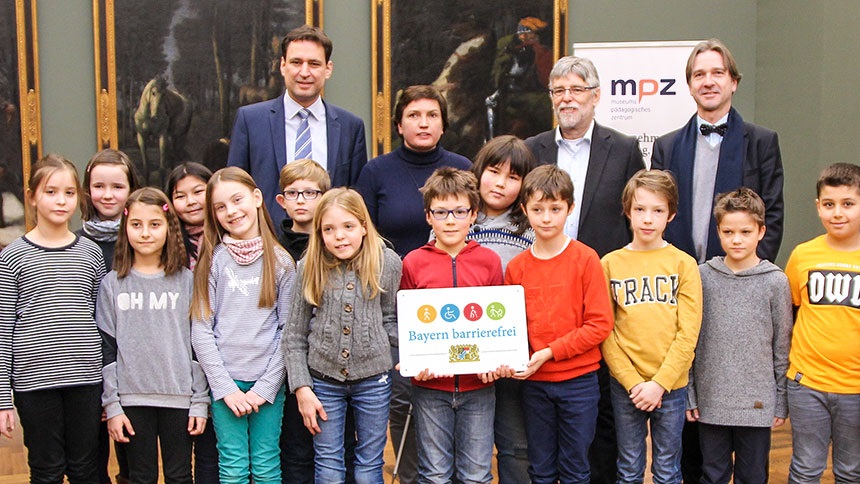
left=651, top=38, right=784, bottom=484
left=227, top=25, right=367, bottom=231
left=525, top=55, right=645, bottom=484
left=651, top=38, right=783, bottom=265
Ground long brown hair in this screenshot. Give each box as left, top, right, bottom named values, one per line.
left=303, top=188, right=386, bottom=306
left=191, top=167, right=285, bottom=320
left=113, top=187, right=187, bottom=278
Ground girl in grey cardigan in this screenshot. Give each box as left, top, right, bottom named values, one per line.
left=285, top=189, right=402, bottom=484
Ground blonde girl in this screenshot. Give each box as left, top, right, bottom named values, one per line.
left=0, top=154, right=106, bottom=482
left=79, top=148, right=141, bottom=272
left=191, top=167, right=295, bottom=483
left=285, top=188, right=401, bottom=484
left=97, top=187, right=208, bottom=483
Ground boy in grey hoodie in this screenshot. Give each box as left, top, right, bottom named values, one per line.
left=686, top=188, right=792, bottom=484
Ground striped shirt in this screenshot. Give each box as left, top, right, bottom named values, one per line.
left=191, top=244, right=295, bottom=403
left=0, top=235, right=106, bottom=409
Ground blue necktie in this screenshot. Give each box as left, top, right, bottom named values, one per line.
left=294, top=108, right=312, bottom=160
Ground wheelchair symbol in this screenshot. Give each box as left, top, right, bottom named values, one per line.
left=440, top=304, right=460, bottom=322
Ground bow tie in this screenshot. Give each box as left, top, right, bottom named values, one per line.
left=700, top=123, right=728, bottom=137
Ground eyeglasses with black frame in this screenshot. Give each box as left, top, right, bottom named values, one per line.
left=282, top=189, right=323, bottom=201
left=428, top=207, right=473, bottom=220
left=549, top=86, right=597, bottom=98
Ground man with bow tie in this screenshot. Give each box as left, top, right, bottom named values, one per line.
left=651, top=38, right=785, bottom=484
left=652, top=38, right=784, bottom=265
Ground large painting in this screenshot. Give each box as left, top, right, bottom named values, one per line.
left=372, top=0, right=566, bottom=159
left=0, top=0, right=40, bottom=248
left=94, top=0, right=322, bottom=186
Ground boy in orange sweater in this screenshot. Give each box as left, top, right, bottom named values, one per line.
left=505, top=165, right=614, bottom=484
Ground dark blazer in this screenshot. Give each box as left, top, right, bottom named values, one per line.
left=524, top=123, right=645, bottom=258
left=651, top=113, right=784, bottom=262
left=227, top=96, right=368, bottom=230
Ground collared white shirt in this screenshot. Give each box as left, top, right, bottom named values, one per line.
left=283, top=94, right=328, bottom=170
left=696, top=113, right=729, bottom=148
left=555, top=121, right=594, bottom=240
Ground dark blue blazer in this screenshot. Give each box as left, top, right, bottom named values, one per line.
left=651, top=112, right=784, bottom=262
left=227, top=96, right=368, bottom=230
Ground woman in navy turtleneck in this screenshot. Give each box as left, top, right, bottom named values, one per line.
left=356, top=85, right=471, bottom=258
left=355, top=85, right=471, bottom=484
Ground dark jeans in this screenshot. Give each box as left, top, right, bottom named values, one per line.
left=494, top=378, right=530, bottom=484
left=682, top=421, right=703, bottom=484
left=194, top=420, right=220, bottom=484
left=589, top=360, right=617, bottom=484
left=281, top=391, right=358, bottom=483
left=698, top=423, right=770, bottom=484
left=522, top=372, right=600, bottom=484
left=15, top=384, right=102, bottom=484
left=123, top=406, right=193, bottom=484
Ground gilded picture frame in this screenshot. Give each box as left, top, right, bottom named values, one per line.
left=372, top=0, right=567, bottom=159
left=0, top=0, right=40, bottom=243
left=94, top=0, right=322, bottom=185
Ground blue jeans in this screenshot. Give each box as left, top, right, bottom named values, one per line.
left=211, top=381, right=286, bottom=484
left=610, top=378, right=686, bottom=484
left=494, top=378, right=530, bottom=484
left=522, top=372, right=599, bottom=484
left=312, top=373, right=392, bottom=484
left=787, top=379, right=860, bottom=483
left=413, top=384, right=495, bottom=484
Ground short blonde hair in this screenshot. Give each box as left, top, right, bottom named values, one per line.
left=278, top=159, right=331, bottom=192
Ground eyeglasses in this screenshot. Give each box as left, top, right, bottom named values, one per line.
left=549, top=86, right=597, bottom=98
left=428, top=207, right=472, bottom=220
left=282, top=189, right=323, bottom=201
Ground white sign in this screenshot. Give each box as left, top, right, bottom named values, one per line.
left=396, top=285, right=529, bottom=377
left=573, top=41, right=702, bottom=167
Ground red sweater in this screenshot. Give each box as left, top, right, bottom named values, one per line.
left=400, top=240, right=503, bottom=392
left=505, top=241, right=614, bottom=382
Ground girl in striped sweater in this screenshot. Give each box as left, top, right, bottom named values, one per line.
left=190, top=167, right=295, bottom=483
left=0, top=154, right=107, bottom=482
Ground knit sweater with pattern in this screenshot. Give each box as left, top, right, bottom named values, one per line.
left=285, top=247, right=402, bottom=392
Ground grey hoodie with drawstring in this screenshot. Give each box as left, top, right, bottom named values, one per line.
left=687, top=257, right=793, bottom=427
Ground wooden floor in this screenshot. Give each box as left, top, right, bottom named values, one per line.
left=0, top=410, right=834, bottom=483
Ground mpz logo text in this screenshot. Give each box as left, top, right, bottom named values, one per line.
left=611, top=79, right=677, bottom=102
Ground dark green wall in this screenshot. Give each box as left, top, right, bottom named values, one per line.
left=35, top=0, right=849, bottom=262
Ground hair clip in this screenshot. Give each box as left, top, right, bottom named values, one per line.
left=123, top=207, right=128, bottom=216
left=162, top=203, right=170, bottom=212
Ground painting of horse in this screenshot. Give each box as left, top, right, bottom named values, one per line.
left=133, top=76, right=192, bottom=182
